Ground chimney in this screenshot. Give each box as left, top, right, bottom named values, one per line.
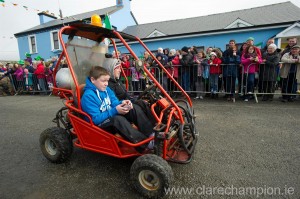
left=38, top=11, right=57, bottom=24
left=116, top=0, right=124, bottom=7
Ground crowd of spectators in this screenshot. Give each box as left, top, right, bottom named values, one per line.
left=114, top=37, right=300, bottom=102
left=0, top=54, right=58, bottom=96
left=1, top=36, right=299, bottom=103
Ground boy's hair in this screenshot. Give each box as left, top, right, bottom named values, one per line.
left=89, top=66, right=110, bottom=79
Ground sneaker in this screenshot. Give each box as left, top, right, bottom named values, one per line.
left=281, top=99, right=287, bottom=103
left=244, top=99, right=248, bottom=102
left=232, top=98, right=235, bottom=103
left=194, top=96, right=200, bottom=100
left=199, top=96, right=203, bottom=100
left=147, top=133, right=155, bottom=150
left=247, top=92, right=253, bottom=94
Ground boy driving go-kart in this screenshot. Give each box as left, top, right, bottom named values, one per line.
left=39, top=20, right=198, bottom=198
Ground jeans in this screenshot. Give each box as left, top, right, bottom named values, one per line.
left=210, top=74, right=219, bottom=93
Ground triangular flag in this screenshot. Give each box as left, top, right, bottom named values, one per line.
left=1, top=3, right=5, bottom=7
left=12, top=3, right=17, bottom=6
left=0, top=0, right=5, bottom=3
left=103, top=14, right=112, bottom=30
left=255, top=42, right=263, bottom=49
left=23, top=6, right=28, bottom=10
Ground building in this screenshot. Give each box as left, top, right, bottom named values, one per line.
left=120, top=1, right=300, bottom=55
left=14, top=0, right=136, bottom=60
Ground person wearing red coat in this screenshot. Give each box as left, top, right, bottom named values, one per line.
left=34, top=56, right=47, bottom=94
left=209, top=52, right=222, bottom=97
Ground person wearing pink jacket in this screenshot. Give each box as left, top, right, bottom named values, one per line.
left=241, top=45, right=262, bottom=101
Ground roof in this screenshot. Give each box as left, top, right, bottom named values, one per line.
left=15, top=5, right=122, bottom=37
left=122, top=1, right=300, bottom=39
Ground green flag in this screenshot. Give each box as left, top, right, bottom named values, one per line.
left=103, top=14, right=112, bottom=30
left=0, top=0, right=5, bottom=2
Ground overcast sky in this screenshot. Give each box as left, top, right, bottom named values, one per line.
left=1, top=0, right=300, bottom=60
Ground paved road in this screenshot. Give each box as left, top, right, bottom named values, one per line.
left=0, top=96, right=299, bottom=199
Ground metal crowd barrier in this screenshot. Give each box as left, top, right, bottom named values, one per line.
left=121, top=63, right=299, bottom=102
left=9, top=74, right=52, bottom=95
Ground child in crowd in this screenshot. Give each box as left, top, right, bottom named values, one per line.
left=241, top=45, right=262, bottom=101
left=130, top=62, right=140, bottom=96
left=44, top=62, right=53, bottom=91
left=14, top=61, right=25, bottom=93
left=194, top=50, right=209, bottom=99
left=209, top=52, right=222, bottom=98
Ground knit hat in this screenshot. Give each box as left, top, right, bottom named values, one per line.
left=291, top=45, right=300, bottom=49
left=102, top=58, right=121, bottom=78
left=34, top=55, right=42, bottom=61
left=268, top=43, right=277, bottom=49
left=181, top=46, right=189, bottom=53
left=247, top=37, right=254, bottom=41
left=18, top=60, right=25, bottom=65
left=210, top=52, right=217, bottom=57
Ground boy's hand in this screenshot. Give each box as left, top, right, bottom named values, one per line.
left=122, top=100, right=133, bottom=110
left=116, top=104, right=130, bottom=115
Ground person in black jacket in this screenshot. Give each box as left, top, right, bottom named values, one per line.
left=102, top=58, right=156, bottom=126
left=179, top=46, right=194, bottom=91
left=261, top=44, right=281, bottom=101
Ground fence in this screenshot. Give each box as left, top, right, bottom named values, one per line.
left=121, top=63, right=300, bottom=103
left=0, top=74, right=52, bottom=95
left=1, top=63, right=299, bottom=102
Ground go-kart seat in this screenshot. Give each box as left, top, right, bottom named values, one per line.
left=73, top=84, right=86, bottom=108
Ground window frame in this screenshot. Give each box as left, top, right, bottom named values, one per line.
left=50, top=30, right=61, bottom=51
left=28, top=35, right=37, bottom=54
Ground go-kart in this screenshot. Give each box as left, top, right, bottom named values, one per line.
left=39, top=22, right=198, bottom=198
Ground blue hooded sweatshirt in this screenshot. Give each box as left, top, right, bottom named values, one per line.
left=81, top=77, right=122, bottom=125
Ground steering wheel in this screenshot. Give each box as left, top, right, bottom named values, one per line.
left=138, top=84, right=159, bottom=101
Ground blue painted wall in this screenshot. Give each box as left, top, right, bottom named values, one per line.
left=16, top=0, right=134, bottom=61
left=17, top=32, right=67, bottom=60
left=112, top=27, right=285, bottom=57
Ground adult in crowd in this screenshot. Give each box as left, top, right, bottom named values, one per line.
left=241, top=45, right=262, bottom=101
left=206, top=47, right=213, bottom=59
left=120, top=54, right=132, bottom=90
left=260, top=44, right=281, bottom=101
left=14, top=60, right=25, bottom=93
left=0, top=62, right=7, bottom=72
left=245, top=37, right=262, bottom=58
left=260, top=38, right=275, bottom=55
left=281, top=37, right=298, bottom=57
left=222, top=40, right=241, bottom=102
left=280, top=45, right=300, bottom=102
left=179, top=46, right=194, bottom=91
left=25, top=53, right=33, bottom=66
left=0, top=63, right=15, bottom=96
left=258, top=38, right=276, bottom=94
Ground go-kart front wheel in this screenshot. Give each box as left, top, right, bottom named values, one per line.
left=39, top=127, right=73, bottom=163
left=130, top=154, right=173, bottom=198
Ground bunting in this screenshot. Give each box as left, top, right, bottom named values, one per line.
left=0, top=1, right=96, bottom=25
left=0, top=0, right=57, bottom=16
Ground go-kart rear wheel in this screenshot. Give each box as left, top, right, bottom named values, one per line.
left=130, top=154, right=173, bottom=199
left=39, top=127, right=73, bottom=163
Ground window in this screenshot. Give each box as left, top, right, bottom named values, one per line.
left=50, top=31, right=60, bottom=50
left=28, top=35, right=37, bottom=53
